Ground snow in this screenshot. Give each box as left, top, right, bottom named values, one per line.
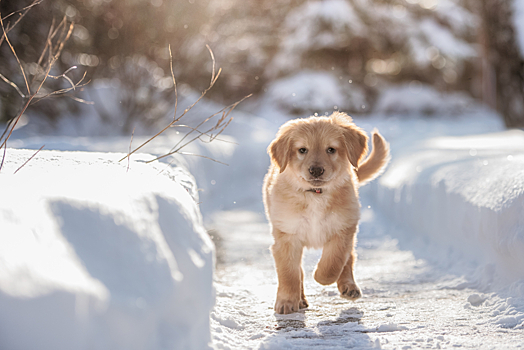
left=265, top=71, right=367, bottom=115
left=373, top=83, right=478, bottom=116
left=417, top=18, right=476, bottom=60
left=363, top=117, right=524, bottom=335
left=3, top=84, right=524, bottom=348
left=0, top=149, right=214, bottom=350
left=374, top=323, right=408, bottom=333
left=374, top=129, right=524, bottom=284
left=433, top=0, right=478, bottom=36
left=268, top=0, right=364, bottom=77
left=195, top=100, right=523, bottom=347
left=282, top=0, right=365, bottom=50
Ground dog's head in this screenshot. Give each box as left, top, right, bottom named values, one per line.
left=268, top=112, right=368, bottom=189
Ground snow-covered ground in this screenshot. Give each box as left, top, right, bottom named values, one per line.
left=0, top=150, right=214, bottom=350
left=374, top=129, right=524, bottom=285
left=2, top=87, right=524, bottom=349
left=206, top=107, right=524, bottom=349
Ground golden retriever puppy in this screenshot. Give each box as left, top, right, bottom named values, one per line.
left=263, top=112, right=390, bottom=314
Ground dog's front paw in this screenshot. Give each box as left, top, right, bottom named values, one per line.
left=275, top=298, right=301, bottom=314
left=299, top=296, right=309, bottom=309
left=338, top=282, right=362, bottom=301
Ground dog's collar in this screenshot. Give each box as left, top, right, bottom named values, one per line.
left=306, top=188, right=323, bottom=194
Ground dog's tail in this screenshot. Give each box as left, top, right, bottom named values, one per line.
left=356, top=130, right=390, bottom=185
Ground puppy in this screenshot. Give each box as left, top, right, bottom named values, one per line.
left=263, top=112, right=390, bottom=314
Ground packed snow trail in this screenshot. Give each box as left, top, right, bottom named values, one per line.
left=209, top=203, right=523, bottom=349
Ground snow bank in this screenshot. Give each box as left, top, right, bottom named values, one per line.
left=374, top=83, right=477, bottom=116
left=264, top=71, right=367, bottom=116
left=373, top=129, right=524, bottom=285
left=0, top=149, right=214, bottom=350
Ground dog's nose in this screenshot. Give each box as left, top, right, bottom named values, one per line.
left=309, top=166, right=324, bottom=178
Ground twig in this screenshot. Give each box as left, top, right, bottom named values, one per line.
left=0, top=15, right=31, bottom=96
left=14, top=145, right=45, bottom=174
left=117, top=45, right=251, bottom=166
left=48, top=66, right=78, bottom=90
left=172, top=124, right=239, bottom=145
left=0, top=0, right=42, bottom=47
left=32, top=71, right=90, bottom=102
left=119, top=47, right=224, bottom=162
left=1, top=0, right=43, bottom=21
left=1, top=66, right=50, bottom=149
left=206, top=44, right=216, bottom=85
left=156, top=151, right=228, bottom=176
left=0, top=16, right=76, bottom=150
left=127, top=127, right=135, bottom=172
left=34, top=17, right=56, bottom=75
left=0, top=3, right=87, bottom=172
left=0, top=143, right=6, bottom=172
left=65, top=95, right=95, bottom=105
left=157, top=93, right=251, bottom=162
left=168, top=45, right=178, bottom=122
left=0, top=72, right=26, bottom=98
left=163, top=151, right=229, bottom=166
left=51, top=18, right=73, bottom=62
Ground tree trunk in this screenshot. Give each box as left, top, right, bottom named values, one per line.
left=480, top=0, right=524, bottom=128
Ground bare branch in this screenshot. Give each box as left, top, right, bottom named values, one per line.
left=0, top=76, right=44, bottom=149
left=119, top=47, right=225, bottom=162
left=0, top=144, right=6, bottom=172
left=0, top=72, right=26, bottom=98
left=148, top=151, right=229, bottom=166
left=206, top=44, right=216, bottom=84
left=0, top=15, right=31, bottom=96
left=0, top=0, right=42, bottom=47
left=48, top=66, right=78, bottom=90
left=0, top=3, right=88, bottom=172
left=0, top=17, right=77, bottom=150
left=34, top=17, right=56, bottom=72
left=65, top=95, right=95, bottom=105
left=171, top=124, right=239, bottom=145
left=168, top=45, right=178, bottom=121
left=14, top=145, right=45, bottom=174
left=166, top=93, right=251, bottom=155
left=32, top=71, right=90, bottom=103
left=1, top=0, right=43, bottom=21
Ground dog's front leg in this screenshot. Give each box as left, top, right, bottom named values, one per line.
left=336, top=248, right=362, bottom=300
left=271, top=230, right=305, bottom=314
left=313, top=225, right=357, bottom=286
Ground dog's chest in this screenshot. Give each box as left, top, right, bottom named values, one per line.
left=273, top=193, right=357, bottom=248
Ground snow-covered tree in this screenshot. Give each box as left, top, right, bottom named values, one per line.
left=262, top=0, right=480, bottom=114
left=3, top=0, right=524, bottom=126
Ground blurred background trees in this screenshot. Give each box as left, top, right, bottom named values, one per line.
left=1, top=0, right=523, bottom=133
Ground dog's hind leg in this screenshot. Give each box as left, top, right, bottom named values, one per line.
left=313, top=225, right=357, bottom=286
left=271, top=230, right=305, bottom=314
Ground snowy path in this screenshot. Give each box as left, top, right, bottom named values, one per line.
left=208, top=199, right=523, bottom=349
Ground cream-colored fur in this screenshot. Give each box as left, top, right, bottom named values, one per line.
left=263, top=112, right=390, bottom=314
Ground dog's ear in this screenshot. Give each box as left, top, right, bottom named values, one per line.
left=333, top=113, right=368, bottom=168
left=345, top=127, right=368, bottom=168
left=268, top=128, right=292, bottom=173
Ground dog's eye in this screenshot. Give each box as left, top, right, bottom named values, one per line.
left=298, top=148, right=308, bottom=154
left=327, top=147, right=336, bottom=154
